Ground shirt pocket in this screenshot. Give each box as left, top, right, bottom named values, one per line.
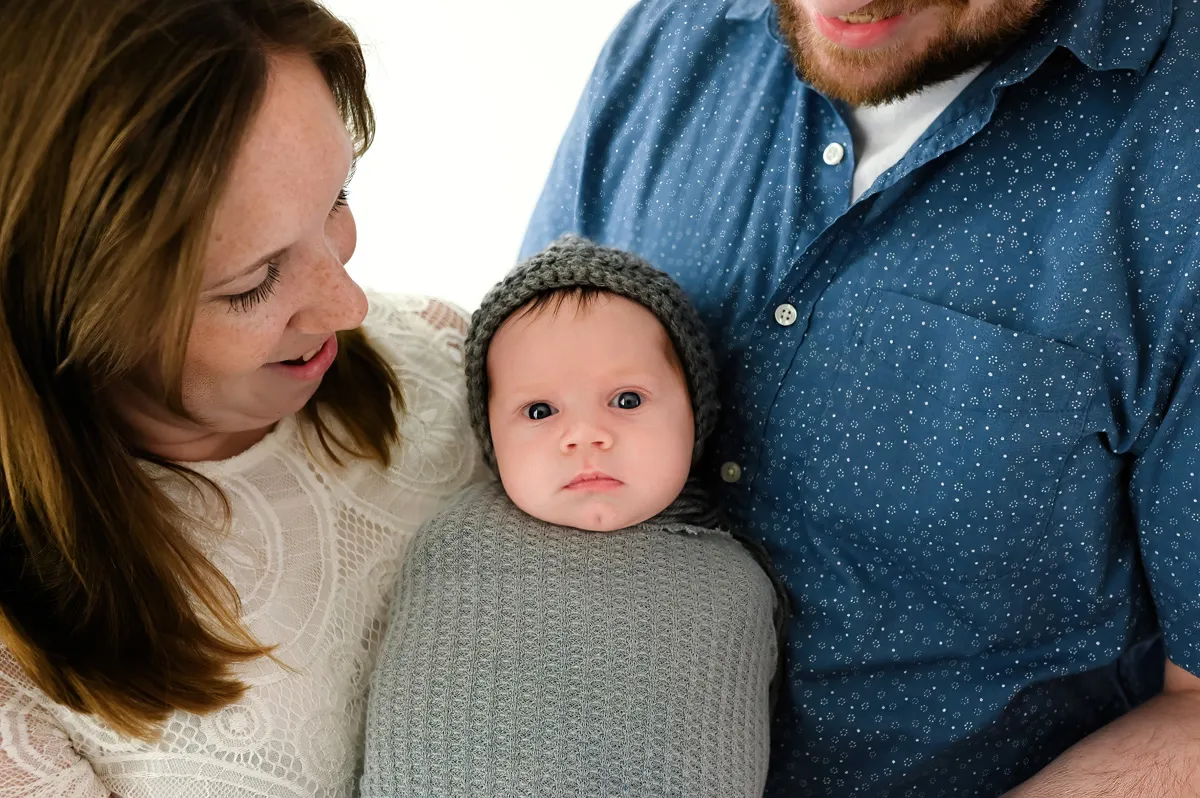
left=802, top=290, right=1104, bottom=583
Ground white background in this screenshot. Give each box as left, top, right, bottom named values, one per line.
left=321, top=0, right=636, bottom=310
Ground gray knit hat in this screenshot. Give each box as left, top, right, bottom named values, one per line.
left=465, top=235, right=719, bottom=471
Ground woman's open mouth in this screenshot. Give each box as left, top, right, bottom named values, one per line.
left=269, top=334, right=338, bottom=381
left=280, top=346, right=323, bottom=366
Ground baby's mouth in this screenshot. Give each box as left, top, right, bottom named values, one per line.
left=564, top=472, right=623, bottom=490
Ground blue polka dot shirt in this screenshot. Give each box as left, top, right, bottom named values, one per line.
left=521, top=0, right=1199, bottom=794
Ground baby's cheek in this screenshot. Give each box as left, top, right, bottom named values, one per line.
left=646, top=429, right=693, bottom=488
left=496, top=457, right=544, bottom=514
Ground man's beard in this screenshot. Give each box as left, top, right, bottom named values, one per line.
left=773, top=0, right=1046, bottom=106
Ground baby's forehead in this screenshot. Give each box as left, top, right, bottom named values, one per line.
left=486, top=290, right=682, bottom=382
left=501, top=289, right=666, bottom=336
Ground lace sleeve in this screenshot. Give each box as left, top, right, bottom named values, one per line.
left=418, top=299, right=469, bottom=338
left=363, top=294, right=471, bottom=368
left=416, top=299, right=495, bottom=487
left=417, top=298, right=471, bottom=363
left=0, top=648, right=108, bottom=798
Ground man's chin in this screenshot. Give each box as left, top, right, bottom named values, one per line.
left=774, top=0, right=1046, bottom=105
left=801, top=46, right=933, bottom=105
left=781, top=9, right=958, bottom=104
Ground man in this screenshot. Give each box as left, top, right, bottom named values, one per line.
left=521, top=0, right=1200, bottom=795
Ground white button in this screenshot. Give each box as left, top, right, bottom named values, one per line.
left=822, top=142, right=845, bottom=166
left=721, top=462, right=743, bottom=483
left=774, top=303, right=798, bottom=327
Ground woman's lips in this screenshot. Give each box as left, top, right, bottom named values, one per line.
left=267, top=334, right=338, bottom=381
left=564, top=472, right=624, bottom=491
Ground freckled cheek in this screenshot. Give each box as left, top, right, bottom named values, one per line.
left=186, top=313, right=287, bottom=381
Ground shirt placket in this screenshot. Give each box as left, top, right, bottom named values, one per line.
left=716, top=96, right=858, bottom=511
left=716, top=64, right=1040, bottom=519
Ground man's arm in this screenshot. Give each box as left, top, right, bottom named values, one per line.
left=1009, top=264, right=1200, bottom=797
left=1006, top=660, right=1200, bottom=797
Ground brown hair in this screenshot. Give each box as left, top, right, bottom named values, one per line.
left=0, top=0, right=401, bottom=739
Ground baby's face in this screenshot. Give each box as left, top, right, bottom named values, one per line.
left=487, top=293, right=695, bottom=531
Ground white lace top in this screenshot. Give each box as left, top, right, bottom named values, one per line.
left=0, top=295, right=483, bottom=798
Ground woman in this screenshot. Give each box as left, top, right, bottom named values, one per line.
left=0, top=0, right=480, bottom=795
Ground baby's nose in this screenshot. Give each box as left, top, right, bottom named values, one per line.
left=560, top=418, right=614, bottom=452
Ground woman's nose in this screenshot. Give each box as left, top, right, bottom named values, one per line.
left=290, top=255, right=369, bottom=335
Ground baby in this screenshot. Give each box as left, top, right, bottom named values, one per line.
left=361, top=237, right=781, bottom=798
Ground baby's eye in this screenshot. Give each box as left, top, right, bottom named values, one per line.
left=611, top=391, right=643, bottom=410
left=525, top=402, right=557, bottom=421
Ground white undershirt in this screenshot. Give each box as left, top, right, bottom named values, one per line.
left=848, top=64, right=988, bottom=201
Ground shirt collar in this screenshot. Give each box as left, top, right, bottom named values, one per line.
left=725, top=0, right=770, bottom=21
left=724, top=0, right=1172, bottom=74
left=1027, top=0, right=1172, bottom=74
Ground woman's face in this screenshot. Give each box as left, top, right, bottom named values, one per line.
left=116, top=53, right=368, bottom=461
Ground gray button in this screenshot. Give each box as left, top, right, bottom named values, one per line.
left=721, top=462, right=743, bottom=483
left=774, top=303, right=798, bottom=327
left=823, top=142, right=846, bottom=166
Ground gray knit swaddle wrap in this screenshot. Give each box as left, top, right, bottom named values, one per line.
left=362, top=238, right=777, bottom=796
left=360, top=482, right=778, bottom=797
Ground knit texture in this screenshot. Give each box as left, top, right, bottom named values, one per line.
left=360, top=481, right=778, bottom=798
left=464, top=236, right=719, bottom=470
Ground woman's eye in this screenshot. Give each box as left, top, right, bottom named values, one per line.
left=226, top=263, right=280, bottom=313
left=611, top=391, right=643, bottom=410
left=331, top=187, right=349, bottom=215
left=525, top=402, right=557, bottom=421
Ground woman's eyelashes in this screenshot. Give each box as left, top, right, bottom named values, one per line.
left=224, top=188, right=350, bottom=313
left=227, top=263, right=280, bottom=313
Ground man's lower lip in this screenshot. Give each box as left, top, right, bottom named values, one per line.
left=268, top=335, right=338, bottom=381
left=811, top=12, right=907, bottom=49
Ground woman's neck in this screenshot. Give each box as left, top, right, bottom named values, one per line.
left=140, top=425, right=275, bottom=463
left=106, top=381, right=275, bottom=463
